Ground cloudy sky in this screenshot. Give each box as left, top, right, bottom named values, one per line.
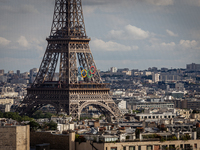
left=0, top=0, right=200, bottom=73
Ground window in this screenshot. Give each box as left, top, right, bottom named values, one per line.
left=111, top=147, right=117, bottom=150
left=164, top=116, right=167, bottom=118
left=168, top=116, right=171, bottom=118
left=148, top=116, right=151, bottom=119
left=194, top=144, right=197, bottom=148
left=138, top=146, right=141, bottom=150
left=184, top=144, right=191, bottom=150
left=153, top=116, right=155, bottom=119
left=156, top=116, right=159, bottom=118
left=129, top=146, right=135, bottom=150
left=162, top=145, right=168, bottom=150
left=147, top=145, right=152, bottom=150
left=180, top=144, right=183, bottom=149
left=169, top=145, right=175, bottom=150
left=154, top=145, right=160, bottom=150
left=145, top=116, right=147, bottom=119
left=123, top=147, right=126, bottom=150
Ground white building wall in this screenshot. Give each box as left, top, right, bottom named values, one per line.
left=110, top=67, right=117, bottom=73
left=152, top=73, right=160, bottom=83
left=118, top=100, right=126, bottom=109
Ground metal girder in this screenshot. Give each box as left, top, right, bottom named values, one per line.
left=18, top=0, right=121, bottom=120
left=50, top=0, right=86, bottom=39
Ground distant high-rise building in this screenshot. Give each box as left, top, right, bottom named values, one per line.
left=110, top=67, right=117, bottom=73
left=148, top=67, right=157, bottom=72
left=152, top=67, right=157, bottom=72
left=131, top=69, right=139, bottom=76
left=8, top=70, right=14, bottom=75
left=161, top=67, right=168, bottom=72
left=186, top=63, right=200, bottom=71
left=53, top=73, right=59, bottom=81
left=117, top=68, right=129, bottom=73
left=160, top=74, right=180, bottom=82
left=30, top=68, right=39, bottom=83
left=17, top=70, right=20, bottom=77
left=143, top=71, right=152, bottom=76
left=152, top=73, right=160, bottom=83
left=0, top=70, right=4, bottom=76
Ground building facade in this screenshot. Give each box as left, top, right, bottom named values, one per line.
left=0, top=125, right=30, bottom=150
left=186, top=63, right=200, bottom=71
left=128, top=102, right=174, bottom=110
left=76, top=139, right=200, bottom=150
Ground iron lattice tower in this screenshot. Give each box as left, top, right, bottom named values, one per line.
left=18, top=0, right=121, bottom=119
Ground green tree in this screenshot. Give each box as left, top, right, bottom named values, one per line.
left=28, top=121, right=40, bottom=131
left=172, top=136, right=177, bottom=140
left=0, top=111, right=3, bottom=118
left=3, top=112, right=22, bottom=122
left=21, top=116, right=33, bottom=122
left=32, top=110, right=44, bottom=119
left=47, top=121, right=57, bottom=130
left=132, top=110, right=140, bottom=114
left=135, top=129, right=140, bottom=139
left=44, top=112, right=53, bottom=119
left=160, top=137, right=166, bottom=142
left=0, top=111, right=33, bottom=122
left=75, top=134, right=80, bottom=141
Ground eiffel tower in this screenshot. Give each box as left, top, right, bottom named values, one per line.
left=18, top=0, right=121, bottom=119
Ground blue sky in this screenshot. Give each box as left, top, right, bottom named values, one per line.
left=0, top=0, right=200, bottom=72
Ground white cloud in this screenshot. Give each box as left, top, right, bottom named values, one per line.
left=161, top=42, right=176, bottom=47
left=146, top=39, right=176, bottom=51
left=132, top=45, right=139, bottom=50
left=90, top=38, right=135, bottom=51
left=179, top=40, right=199, bottom=49
left=125, top=25, right=149, bottom=40
left=17, top=36, right=29, bottom=48
left=108, top=30, right=124, bottom=38
left=166, top=29, right=178, bottom=37
left=147, top=39, right=200, bottom=52
left=0, top=37, right=10, bottom=46
left=83, top=5, right=97, bottom=14
left=146, top=0, right=174, bottom=6
left=108, top=24, right=149, bottom=40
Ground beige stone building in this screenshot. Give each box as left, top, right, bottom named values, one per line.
left=0, top=98, right=14, bottom=105
left=0, top=125, right=30, bottom=150
left=76, top=139, right=200, bottom=150
left=176, top=109, right=191, bottom=119
left=191, top=113, right=200, bottom=120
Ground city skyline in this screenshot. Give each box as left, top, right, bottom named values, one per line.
left=0, top=63, right=198, bottom=74
left=0, top=0, right=200, bottom=72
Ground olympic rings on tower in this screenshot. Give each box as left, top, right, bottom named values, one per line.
left=78, top=66, right=96, bottom=78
